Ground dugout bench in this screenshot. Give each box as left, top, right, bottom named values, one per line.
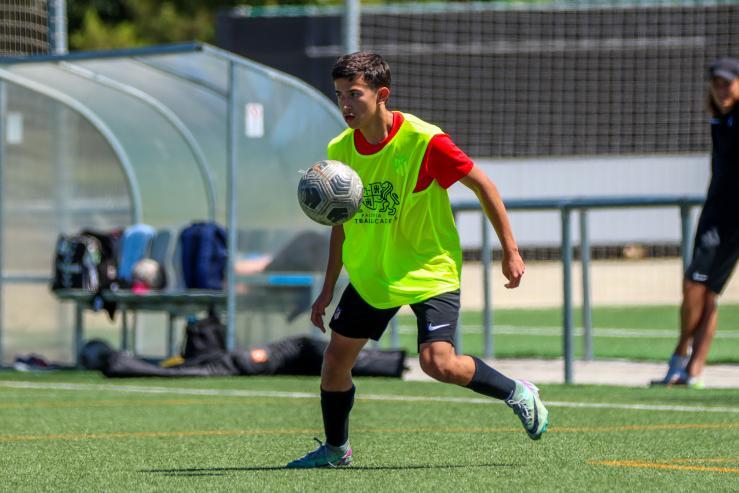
left=54, top=272, right=324, bottom=367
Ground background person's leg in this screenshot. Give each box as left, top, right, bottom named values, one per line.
left=657, top=279, right=709, bottom=384
left=675, top=279, right=711, bottom=356
left=685, top=289, right=718, bottom=380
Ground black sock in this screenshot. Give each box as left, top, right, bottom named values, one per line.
left=321, top=385, right=355, bottom=448
left=465, top=356, right=516, bottom=400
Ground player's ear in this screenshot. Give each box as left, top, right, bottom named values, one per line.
left=377, top=86, right=390, bottom=105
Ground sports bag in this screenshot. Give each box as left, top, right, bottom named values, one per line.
left=231, top=336, right=407, bottom=378
left=181, top=315, right=227, bottom=360
left=80, top=228, right=122, bottom=290
left=51, top=234, right=102, bottom=292
left=117, top=224, right=156, bottom=287
left=178, top=222, right=227, bottom=290
left=103, top=351, right=237, bottom=378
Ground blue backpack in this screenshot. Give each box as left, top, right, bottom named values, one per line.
left=178, top=222, right=228, bottom=290
left=117, top=224, right=156, bottom=287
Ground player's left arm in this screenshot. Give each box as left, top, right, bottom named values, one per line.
left=459, top=167, right=525, bottom=289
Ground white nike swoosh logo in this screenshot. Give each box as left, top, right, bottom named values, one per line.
left=428, top=323, right=450, bottom=332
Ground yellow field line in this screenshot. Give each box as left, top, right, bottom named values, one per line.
left=668, top=458, right=739, bottom=463
left=1, top=422, right=736, bottom=443
left=590, top=459, right=739, bottom=474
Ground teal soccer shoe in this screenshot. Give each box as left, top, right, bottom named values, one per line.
left=286, top=438, right=353, bottom=469
left=506, top=380, right=550, bottom=440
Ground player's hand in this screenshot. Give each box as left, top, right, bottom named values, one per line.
left=310, top=289, right=334, bottom=332
left=502, top=250, right=525, bottom=289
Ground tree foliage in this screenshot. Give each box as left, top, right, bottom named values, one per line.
left=67, top=0, right=495, bottom=51
left=69, top=0, right=251, bottom=50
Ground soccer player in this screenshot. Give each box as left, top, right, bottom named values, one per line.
left=286, top=52, right=549, bottom=468
left=654, top=58, right=739, bottom=389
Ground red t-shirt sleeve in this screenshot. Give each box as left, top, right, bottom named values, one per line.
left=414, top=134, right=474, bottom=192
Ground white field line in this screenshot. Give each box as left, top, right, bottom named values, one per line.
left=397, top=325, right=739, bottom=338
left=1, top=381, right=738, bottom=414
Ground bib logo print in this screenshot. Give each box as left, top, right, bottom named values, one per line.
left=355, top=181, right=400, bottom=224
left=392, top=155, right=408, bottom=170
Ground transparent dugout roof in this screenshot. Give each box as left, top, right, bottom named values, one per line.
left=0, top=42, right=345, bottom=233
left=0, top=43, right=347, bottom=360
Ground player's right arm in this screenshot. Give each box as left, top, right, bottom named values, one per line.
left=460, top=166, right=525, bottom=289
left=311, top=225, right=345, bottom=331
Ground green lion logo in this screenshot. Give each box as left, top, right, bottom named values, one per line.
left=363, top=181, right=399, bottom=216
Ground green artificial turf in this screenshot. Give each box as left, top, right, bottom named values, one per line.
left=0, top=372, right=737, bottom=491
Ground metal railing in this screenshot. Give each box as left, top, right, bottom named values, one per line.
left=448, top=195, right=704, bottom=384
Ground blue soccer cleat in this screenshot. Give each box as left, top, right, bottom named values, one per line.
left=651, top=354, right=691, bottom=386
left=285, top=438, right=353, bottom=469
left=506, top=380, right=549, bottom=440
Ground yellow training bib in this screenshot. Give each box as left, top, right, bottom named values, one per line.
left=327, top=113, right=463, bottom=308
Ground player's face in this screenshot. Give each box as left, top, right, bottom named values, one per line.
left=710, top=77, right=739, bottom=113
left=334, top=76, right=386, bottom=129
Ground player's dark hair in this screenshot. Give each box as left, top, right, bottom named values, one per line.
left=705, top=86, right=722, bottom=117
left=332, top=52, right=391, bottom=89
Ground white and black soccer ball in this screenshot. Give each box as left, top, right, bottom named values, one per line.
left=132, top=258, right=165, bottom=290
left=297, top=160, right=364, bottom=226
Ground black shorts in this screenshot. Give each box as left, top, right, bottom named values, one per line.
left=329, top=284, right=460, bottom=349
left=685, top=218, right=739, bottom=294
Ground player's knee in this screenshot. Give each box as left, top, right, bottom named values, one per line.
left=322, top=345, right=354, bottom=374
left=321, top=349, right=352, bottom=388
left=703, top=292, right=718, bottom=314
left=419, top=354, right=456, bottom=383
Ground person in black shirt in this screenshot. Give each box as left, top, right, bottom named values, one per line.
left=655, top=58, right=739, bottom=388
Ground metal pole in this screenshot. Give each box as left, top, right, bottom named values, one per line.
left=343, top=0, right=361, bottom=53
left=0, top=81, right=5, bottom=366
left=390, top=316, right=399, bottom=349
left=121, top=309, right=129, bottom=351
left=74, top=303, right=83, bottom=367
left=579, top=209, right=593, bottom=361
left=561, top=207, right=574, bottom=384
left=48, top=0, right=68, bottom=55
left=167, top=314, right=176, bottom=357
left=226, top=61, right=238, bottom=351
left=481, top=214, right=493, bottom=358
left=680, top=203, right=694, bottom=273
left=53, top=92, right=74, bottom=357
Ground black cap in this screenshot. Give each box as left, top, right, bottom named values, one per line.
left=708, top=58, right=739, bottom=81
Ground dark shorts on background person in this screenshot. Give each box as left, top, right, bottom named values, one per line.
left=329, top=284, right=460, bottom=349
left=685, top=219, right=739, bottom=294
